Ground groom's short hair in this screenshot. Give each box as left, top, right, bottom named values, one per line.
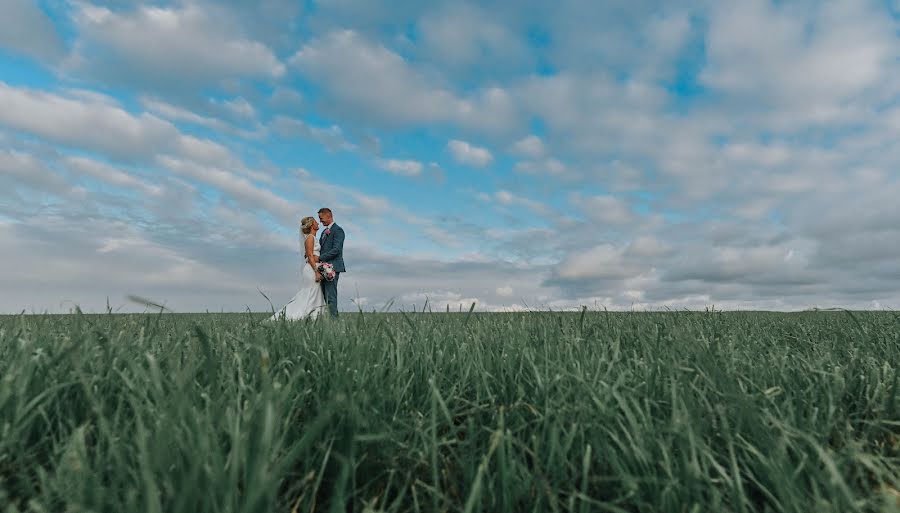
left=318, top=207, right=332, bottom=215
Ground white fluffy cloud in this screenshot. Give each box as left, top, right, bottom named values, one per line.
left=0, top=82, right=176, bottom=159
left=377, top=158, right=424, bottom=177
left=510, top=135, right=546, bottom=159
left=290, top=30, right=459, bottom=125
left=447, top=139, right=493, bottom=167
left=0, top=83, right=266, bottom=182
left=0, top=83, right=309, bottom=227
left=66, top=3, right=285, bottom=90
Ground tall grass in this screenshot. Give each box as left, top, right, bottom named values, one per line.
left=0, top=310, right=898, bottom=512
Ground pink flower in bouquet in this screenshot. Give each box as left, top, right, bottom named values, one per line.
left=316, top=262, right=337, bottom=281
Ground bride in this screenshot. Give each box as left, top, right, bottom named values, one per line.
left=269, top=216, right=327, bottom=320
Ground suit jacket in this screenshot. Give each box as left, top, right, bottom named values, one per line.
left=319, top=223, right=346, bottom=273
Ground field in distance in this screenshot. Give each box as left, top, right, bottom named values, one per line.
left=1, top=310, right=898, bottom=512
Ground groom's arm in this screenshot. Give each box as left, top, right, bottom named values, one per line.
left=319, top=226, right=345, bottom=261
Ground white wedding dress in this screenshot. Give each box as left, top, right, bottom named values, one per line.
left=269, top=234, right=327, bottom=321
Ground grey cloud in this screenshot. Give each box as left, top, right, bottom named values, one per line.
left=0, top=0, right=64, bottom=61
left=65, top=156, right=163, bottom=197
left=290, top=30, right=524, bottom=134
left=157, top=156, right=301, bottom=222
left=813, top=230, right=900, bottom=267
left=571, top=193, right=638, bottom=226
left=0, top=150, right=74, bottom=196
left=701, top=0, right=895, bottom=120
left=0, top=216, right=259, bottom=314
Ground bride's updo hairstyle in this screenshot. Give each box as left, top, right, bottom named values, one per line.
left=300, top=216, right=316, bottom=235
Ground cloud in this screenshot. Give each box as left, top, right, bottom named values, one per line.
left=290, top=30, right=457, bottom=125
left=555, top=242, right=652, bottom=282
left=201, top=0, right=305, bottom=51
left=338, top=248, right=556, bottom=312
left=514, top=72, right=670, bottom=157
left=0, top=83, right=270, bottom=184
left=157, top=156, right=299, bottom=221
left=0, top=215, right=261, bottom=313
left=490, top=189, right=555, bottom=217
left=270, top=116, right=356, bottom=152
left=510, top=135, right=546, bottom=159
left=65, top=156, right=163, bottom=197
left=0, top=150, right=74, bottom=196
left=141, top=97, right=264, bottom=140
left=514, top=158, right=567, bottom=176
left=290, top=30, right=522, bottom=133
left=447, top=139, right=493, bottom=167
left=571, top=194, right=636, bottom=226
left=416, top=2, right=532, bottom=75
left=0, top=0, right=64, bottom=61
left=505, top=1, right=686, bottom=79
left=66, top=3, right=284, bottom=92
left=701, top=0, right=896, bottom=125
left=377, top=158, right=423, bottom=177
left=663, top=240, right=819, bottom=287
left=0, top=82, right=176, bottom=160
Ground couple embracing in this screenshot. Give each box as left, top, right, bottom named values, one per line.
left=270, top=207, right=345, bottom=320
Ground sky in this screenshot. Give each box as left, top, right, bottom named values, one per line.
left=0, top=0, right=898, bottom=314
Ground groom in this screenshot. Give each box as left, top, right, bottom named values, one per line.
left=317, top=207, right=345, bottom=317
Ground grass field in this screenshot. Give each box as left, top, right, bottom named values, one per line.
left=1, top=309, right=898, bottom=512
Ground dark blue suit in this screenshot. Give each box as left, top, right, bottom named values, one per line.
left=319, top=224, right=345, bottom=316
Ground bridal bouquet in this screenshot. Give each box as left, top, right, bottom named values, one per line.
left=316, top=262, right=337, bottom=281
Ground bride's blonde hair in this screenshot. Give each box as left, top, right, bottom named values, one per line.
left=299, top=216, right=316, bottom=235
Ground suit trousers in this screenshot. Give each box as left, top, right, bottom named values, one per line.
left=321, top=272, right=340, bottom=317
